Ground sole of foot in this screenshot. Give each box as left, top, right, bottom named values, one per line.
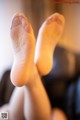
left=35, top=13, right=65, bottom=76
left=10, top=13, right=35, bottom=86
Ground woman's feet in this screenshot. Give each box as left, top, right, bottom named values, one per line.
left=10, top=13, right=65, bottom=86
left=35, top=13, right=65, bottom=75
left=10, top=13, right=35, bottom=86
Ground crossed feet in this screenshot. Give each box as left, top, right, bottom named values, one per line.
left=10, top=12, right=65, bottom=87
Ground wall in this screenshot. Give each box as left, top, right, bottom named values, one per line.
left=0, top=0, right=24, bottom=79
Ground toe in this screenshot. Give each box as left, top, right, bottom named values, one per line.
left=11, top=13, right=31, bottom=33
left=46, top=13, right=65, bottom=26
left=11, top=16, right=21, bottom=29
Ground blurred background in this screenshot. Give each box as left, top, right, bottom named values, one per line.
left=1, top=0, right=80, bottom=79
left=0, top=0, right=80, bottom=120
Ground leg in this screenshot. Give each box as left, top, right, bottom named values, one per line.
left=24, top=66, right=51, bottom=120
left=0, top=87, right=24, bottom=120
left=9, top=87, right=24, bottom=120
left=0, top=68, right=51, bottom=120
left=10, top=13, right=51, bottom=120
left=25, top=14, right=64, bottom=120
left=33, top=13, right=66, bottom=120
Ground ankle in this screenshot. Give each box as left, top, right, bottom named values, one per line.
left=26, top=65, right=40, bottom=88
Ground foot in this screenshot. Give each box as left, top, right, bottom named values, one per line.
left=35, top=13, right=65, bottom=75
left=10, top=13, right=35, bottom=86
